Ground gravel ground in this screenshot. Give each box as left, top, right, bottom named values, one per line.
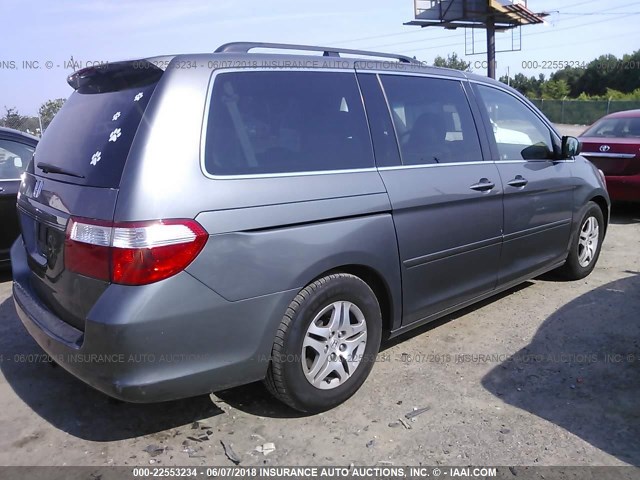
left=0, top=128, right=638, bottom=467
left=555, top=124, right=588, bottom=137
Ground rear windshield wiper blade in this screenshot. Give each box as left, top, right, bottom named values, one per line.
left=37, top=162, right=85, bottom=178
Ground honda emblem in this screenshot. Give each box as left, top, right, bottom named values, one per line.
left=33, top=179, right=44, bottom=198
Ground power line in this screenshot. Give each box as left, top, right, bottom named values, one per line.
left=364, top=32, right=464, bottom=50
left=524, top=11, right=640, bottom=38
left=557, top=11, right=640, bottom=15
left=330, top=30, right=426, bottom=46
left=356, top=1, right=632, bottom=52
left=328, top=0, right=606, bottom=47
left=396, top=9, right=639, bottom=60
left=369, top=10, right=636, bottom=56
left=555, top=0, right=607, bottom=9
left=517, top=28, right=639, bottom=53
left=333, top=0, right=638, bottom=57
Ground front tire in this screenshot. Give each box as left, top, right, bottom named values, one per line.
left=264, top=273, right=382, bottom=413
left=558, top=201, right=604, bottom=280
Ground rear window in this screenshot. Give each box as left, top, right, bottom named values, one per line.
left=34, top=81, right=158, bottom=188
left=204, top=71, right=374, bottom=176
left=582, top=116, right=640, bottom=138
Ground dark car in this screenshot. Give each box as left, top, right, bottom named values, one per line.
left=11, top=43, right=609, bottom=412
left=0, top=127, right=38, bottom=266
left=579, top=109, right=640, bottom=202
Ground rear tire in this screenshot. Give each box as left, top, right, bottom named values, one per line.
left=264, top=273, right=382, bottom=413
left=558, top=201, right=604, bottom=280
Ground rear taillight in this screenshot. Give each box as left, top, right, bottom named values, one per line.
left=64, top=218, right=207, bottom=285
left=65, top=219, right=112, bottom=281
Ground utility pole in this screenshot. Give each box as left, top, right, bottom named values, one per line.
left=486, top=15, right=496, bottom=79
left=405, top=0, right=545, bottom=80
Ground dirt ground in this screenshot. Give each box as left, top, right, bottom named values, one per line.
left=0, top=137, right=638, bottom=467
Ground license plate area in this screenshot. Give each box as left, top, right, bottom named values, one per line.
left=36, top=223, right=49, bottom=258
left=36, top=222, right=65, bottom=270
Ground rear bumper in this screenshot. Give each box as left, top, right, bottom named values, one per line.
left=10, top=240, right=297, bottom=403
left=605, top=174, right=640, bottom=202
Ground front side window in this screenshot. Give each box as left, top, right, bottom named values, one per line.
left=475, top=85, right=554, bottom=161
left=204, top=71, right=373, bottom=176
left=0, top=139, right=33, bottom=180
left=380, top=75, right=482, bottom=165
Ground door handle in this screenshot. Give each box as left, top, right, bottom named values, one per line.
left=507, top=175, right=528, bottom=188
left=469, top=178, right=495, bottom=192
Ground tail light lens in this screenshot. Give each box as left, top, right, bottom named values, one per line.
left=65, top=218, right=207, bottom=285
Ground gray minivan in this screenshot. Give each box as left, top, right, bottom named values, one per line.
left=11, top=43, right=609, bottom=412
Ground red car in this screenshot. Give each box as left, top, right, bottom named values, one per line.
left=579, top=109, right=640, bottom=202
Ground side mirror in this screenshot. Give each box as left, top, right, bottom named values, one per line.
left=561, top=136, right=581, bottom=159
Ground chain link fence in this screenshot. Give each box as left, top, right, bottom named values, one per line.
left=0, top=115, right=44, bottom=137
left=530, top=99, right=640, bottom=126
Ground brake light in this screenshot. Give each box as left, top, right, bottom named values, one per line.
left=65, top=219, right=112, bottom=281
left=64, top=218, right=207, bottom=285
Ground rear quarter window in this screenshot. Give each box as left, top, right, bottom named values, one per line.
left=34, top=82, right=157, bottom=188
left=204, top=70, right=374, bottom=176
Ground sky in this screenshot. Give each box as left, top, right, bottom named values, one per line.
left=1, top=0, right=639, bottom=115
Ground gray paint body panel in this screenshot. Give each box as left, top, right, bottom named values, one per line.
left=12, top=240, right=298, bottom=401
left=379, top=163, right=504, bottom=324
left=195, top=192, right=391, bottom=235
left=188, top=214, right=401, bottom=303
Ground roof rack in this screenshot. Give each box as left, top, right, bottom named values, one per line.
left=214, top=42, right=417, bottom=64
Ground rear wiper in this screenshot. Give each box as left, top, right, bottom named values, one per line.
left=37, top=162, right=85, bottom=178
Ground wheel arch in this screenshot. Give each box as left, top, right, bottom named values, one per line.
left=309, top=264, right=398, bottom=339
left=589, top=195, right=609, bottom=236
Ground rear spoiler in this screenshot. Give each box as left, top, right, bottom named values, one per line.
left=67, top=56, right=174, bottom=93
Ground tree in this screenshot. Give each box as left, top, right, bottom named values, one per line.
left=503, top=50, right=640, bottom=100
left=0, top=107, right=40, bottom=135
left=39, top=98, right=65, bottom=131
left=433, top=52, right=470, bottom=71
left=541, top=79, right=569, bottom=99
left=500, top=73, right=544, bottom=98
left=574, top=54, right=619, bottom=97
left=550, top=67, right=584, bottom=97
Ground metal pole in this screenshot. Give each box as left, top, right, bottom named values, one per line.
left=486, top=16, right=496, bottom=79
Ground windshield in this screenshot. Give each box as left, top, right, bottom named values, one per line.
left=582, top=116, right=640, bottom=138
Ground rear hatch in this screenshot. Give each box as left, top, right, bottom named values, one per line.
left=580, top=137, right=640, bottom=176
left=16, top=60, right=163, bottom=331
